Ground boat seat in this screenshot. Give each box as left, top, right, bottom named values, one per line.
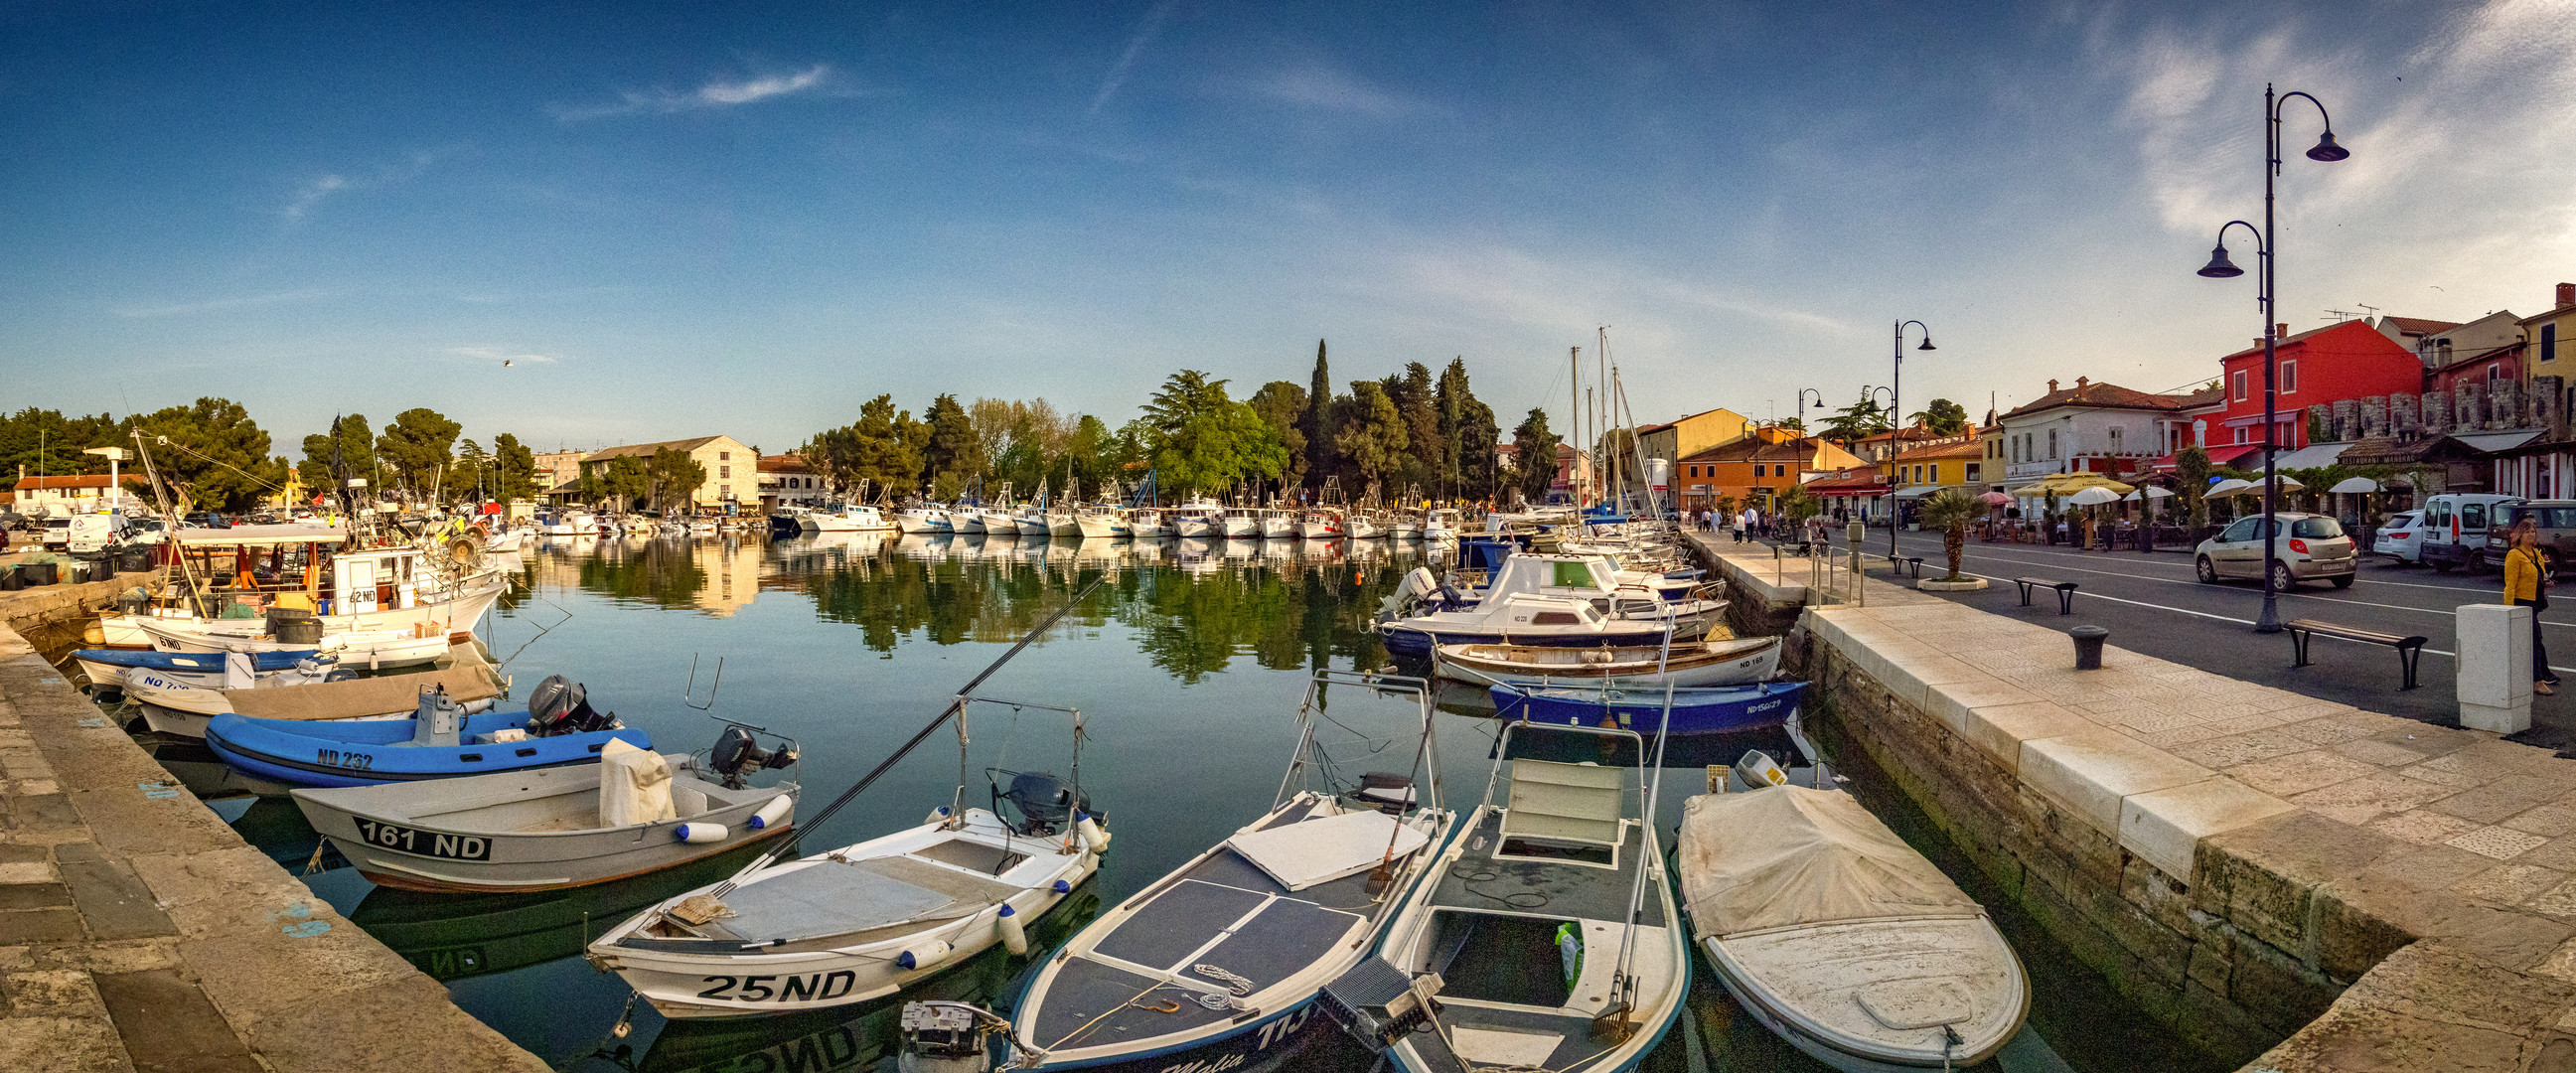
left=1501, top=760, right=1626, bottom=847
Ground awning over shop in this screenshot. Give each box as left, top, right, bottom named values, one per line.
left=2270, top=442, right=2352, bottom=469
left=1893, top=485, right=1957, bottom=499
left=2454, top=430, right=2547, bottom=454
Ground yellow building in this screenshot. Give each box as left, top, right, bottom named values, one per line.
left=1637, top=407, right=1756, bottom=477
left=580, top=435, right=758, bottom=514
left=2521, top=282, right=2576, bottom=382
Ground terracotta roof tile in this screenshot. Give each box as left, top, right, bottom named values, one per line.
left=2379, top=316, right=2463, bottom=336
left=2000, top=381, right=2184, bottom=419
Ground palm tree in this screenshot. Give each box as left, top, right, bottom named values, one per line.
left=1917, top=487, right=1984, bottom=581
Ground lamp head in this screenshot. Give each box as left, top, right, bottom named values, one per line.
left=1915, top=336, right=1935, bottom=352
left=2197, top=243, right=2245, bottom=278
left=2305, top=130, right=2349, bottom=162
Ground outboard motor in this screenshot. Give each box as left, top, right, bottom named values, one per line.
left=525, top=675, right=613, bottom=737
left=993, top=769, right=1091, bottom=837
left=408, top=685, right=465, bottom=748
left=708, top=724, right=797, bottom=790
left=897, top=1001, right=1004, bottom=1073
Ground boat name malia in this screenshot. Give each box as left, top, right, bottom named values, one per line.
left=353, top=819, right=491, bottom=861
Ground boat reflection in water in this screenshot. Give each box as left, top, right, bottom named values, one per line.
left=354, top=840, right=782, bottom=984
left=619, top=884, right=1103, bottom=1073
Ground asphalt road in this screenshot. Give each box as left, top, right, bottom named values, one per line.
left=1749, top=527, right=2576, bottom=749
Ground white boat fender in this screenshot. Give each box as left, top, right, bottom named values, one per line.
left=747, top=796, right=794, bottom=831
left=674, top=823, right=729, bottom=843
left=462, top=698, right=497, bottom=715
left=996, top=904, right=1029, bottom=956
left=896, top=940, right=953, bottom=971
left=1076, top=812, right=1110, bottom=852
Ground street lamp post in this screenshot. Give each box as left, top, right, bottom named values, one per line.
left=2196, top=83, right=2349, bottom=634
left=1796, top=388, right=1827, bottom=430
left=1889, top=321, right=1935, bottom=561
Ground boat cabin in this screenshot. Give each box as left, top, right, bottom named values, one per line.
left=157, top=525, right=451, bottom=618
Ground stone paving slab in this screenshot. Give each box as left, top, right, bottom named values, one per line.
left=1693, top=536, right=2576, bottom=1071
left=0, top=607, right=546, bottom=1073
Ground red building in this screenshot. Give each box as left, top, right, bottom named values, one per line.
left=2209, top=319, right=2422, bottom=452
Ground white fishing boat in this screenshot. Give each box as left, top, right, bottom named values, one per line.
left=139, top=616, right=455, bottom=670
left=1422, top=508, right=1461, bottom=542
left=1259, top=507, right=1297, bottom=539
left=949, top=504, right=988, bottom=535
left=1221, top=505, right=1264, bottom=538
left=124, top=648, right=502, bottom=739
left=293, top=724, right=799, bottom=894
left=94, top=526, right=505, bottom=651
left=1003, top=670, right=1454, bottom=1072
left=1349, top=510, right=1385, bottom=539
left=1074, top=504, right=1129, bottom=539
left=983, top=505, right=1023, bottom=536
left=1364, top=717, right=1689, bottom=1073
left=896, top=506, right=953, bottom=534
left=587, top=693, right=1105, bottom=1020
left=72, top=647, right=332, bottom=692
left=1678, top=763, right=2028, bottom=1072
left=1434, top=636, right=1781, bottom=688
left=1298, top=507, right=1345, bottom=540
left=1173, top=496, right=1225, bottom=537
left=1128, top=508, right=1170, bottom=538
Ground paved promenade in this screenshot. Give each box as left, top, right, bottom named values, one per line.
left=0, top=594, right=543, bottom=1071
left=1692, top=533, right=2576, bottom=1072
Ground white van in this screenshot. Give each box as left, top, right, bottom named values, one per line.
left=2420, top=493, right=2523, bottom=573
left=41, top=513, right=132, bottom=553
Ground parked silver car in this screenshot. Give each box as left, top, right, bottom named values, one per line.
left=2194, top=512, right=2357, bottom=590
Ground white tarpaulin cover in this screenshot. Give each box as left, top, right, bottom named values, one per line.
left=599, top=738, right=678, bottom=828
left=1227, top=809, right=1430, bottom=891
left=1677, top=786, right=1980, bottom=938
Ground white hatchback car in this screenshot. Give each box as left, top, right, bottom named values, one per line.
left=2194, top=511, right=2358, bottom=590
left=2372, top=510, right=2425, bottom=563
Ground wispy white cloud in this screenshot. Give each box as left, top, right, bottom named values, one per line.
left=1250, top=64, right=1429, bottom=118
left=446, top=346, right=559, bottom=366
left=117, top=290, right=329, bottom=318
left=1090, top=0, right=1177, bottom=117
left=279, top=148, right=449, bottom=226
left=550, top=65, right=834, bottom=121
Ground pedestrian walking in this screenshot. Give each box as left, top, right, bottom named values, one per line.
left=2504, top=518, right=2559, bottom=695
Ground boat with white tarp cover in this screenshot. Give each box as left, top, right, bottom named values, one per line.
left=1676, top=782, right=2029, bottom=1072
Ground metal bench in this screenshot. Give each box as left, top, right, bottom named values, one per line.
left=1902, top=556, right=1925, bottom=578
left=2284, top=618, right=2426, bottom=690
left=2012, top=577, right=2079, bottom=614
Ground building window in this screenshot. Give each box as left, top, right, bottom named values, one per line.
left=2280, top=360, right=2299, bottom=394
left=719, top=466, right=730, bottom=479
left=2046, top=430, right=2057, bottom=459
left=1966, top=463, right=1982, bottom=482
left=2490, top=364, right=2504, bottom=384
left=719, top=451, right=730, bottom=461
left=2232, top=370, right=2248, bottom=401
left=2544, top=324, right=2558, bottom=364
left=2109, top=427, right=2123, bottom=454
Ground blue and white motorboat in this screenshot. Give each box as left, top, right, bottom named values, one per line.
left=72, top=647, right=330, bottom=691
left=1376, top=592, right=1694, bottom=657
left=1489, top=681, right=1809, bottom=736
left=204, top=677, right=647, bottom=793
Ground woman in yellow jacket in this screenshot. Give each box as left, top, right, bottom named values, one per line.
left=2502, top=517, right=2559, bottom=695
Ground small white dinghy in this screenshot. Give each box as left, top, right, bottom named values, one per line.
left=1676, top=781, right=2028, bottom=1072
left=123, top=647, right=503, bottom=739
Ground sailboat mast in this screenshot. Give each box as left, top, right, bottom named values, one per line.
left=1596, top=326, right=1609, bottom=512
left=1569, top=346, right=1583, bottom=509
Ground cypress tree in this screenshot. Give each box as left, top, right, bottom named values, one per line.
left=1299, top=340, right=1334, bottom=493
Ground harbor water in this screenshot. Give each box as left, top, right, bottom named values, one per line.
left=164, top=531, right=2217, bottom=1073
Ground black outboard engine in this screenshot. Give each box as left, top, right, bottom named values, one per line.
left=992, top=769, right=1091, bottom=837
left=524, top=675, right=613, bottom=737
left=708, top=725, right=797, bottom=790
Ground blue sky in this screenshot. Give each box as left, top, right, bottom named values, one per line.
left=5, top=1, right=2572, bottom=454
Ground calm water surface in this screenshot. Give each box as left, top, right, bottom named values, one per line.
left=193, top=531, right=2218, bottom=1073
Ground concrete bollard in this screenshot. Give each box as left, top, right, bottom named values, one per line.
left=2069, top=625, right=2109, bottom=670
left=2458, top=603, right=2533, bottom=733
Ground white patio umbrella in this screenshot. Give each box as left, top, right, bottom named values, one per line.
left=2328, top=476, right=2380, bottom=494
left=2118, top=488, right=2176, bottom=501
left=2208, top=475, right=2305, bottom=497
left=2066, top=486, right=2122, bottom=506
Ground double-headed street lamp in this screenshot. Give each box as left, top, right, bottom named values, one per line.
left=1888, top=322, right=1935, bottom=560
left=2196, top=83, right=2349, bottom=634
